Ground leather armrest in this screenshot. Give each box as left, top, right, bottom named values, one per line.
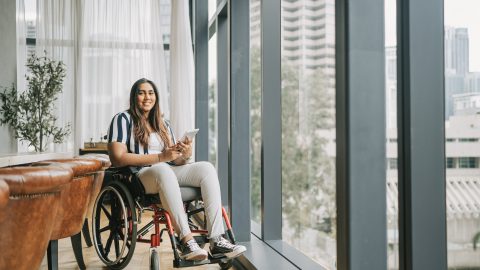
left=0, top=166, right=72, bottom=195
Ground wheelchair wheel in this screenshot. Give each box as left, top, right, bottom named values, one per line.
left=150, top=249, right=160, bottom=270
left=219, top=260, right=233, bottom=269
left=92, top=181, right=137, bottom=269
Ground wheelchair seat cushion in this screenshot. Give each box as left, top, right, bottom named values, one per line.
left=142, top=186, right=201, bottom=206
left=179, top=186, right=202, bottom=202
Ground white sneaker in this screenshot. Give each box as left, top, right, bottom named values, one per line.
left=210, top=237, right=247, bottom=259
left=179, top=239, right=208, bottom=261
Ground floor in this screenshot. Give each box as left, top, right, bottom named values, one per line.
left=38, top=223, right=226, bottom=270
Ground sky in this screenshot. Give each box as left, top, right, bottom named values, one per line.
left=386, top=0, right=480, bottom=72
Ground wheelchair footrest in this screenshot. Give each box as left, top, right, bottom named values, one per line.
left=173, top=256, right=230, bottom=268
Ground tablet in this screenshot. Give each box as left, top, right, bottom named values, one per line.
left=179, top=129, right=199, bottom=142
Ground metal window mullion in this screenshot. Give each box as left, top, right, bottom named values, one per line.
left=335, top=0, right=387, bottom=269
left=261, top=0, right=282, bottom=241
left=217, top=8, right=229, bottom=206
left=194, top=0, right=209, bottom=161
left=229, top=0, right=251, bottom=241
left=397, top=0, right=447, bottom=269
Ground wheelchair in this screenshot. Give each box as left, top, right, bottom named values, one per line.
left=91, top=167, right=236, bottom=270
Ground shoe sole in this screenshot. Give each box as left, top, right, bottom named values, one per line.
left=210, top=245, right=247, bottom=259
left=181, top=250, right=208, bottom=261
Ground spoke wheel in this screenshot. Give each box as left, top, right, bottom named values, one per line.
left=92, top=181, right=137, bottom=269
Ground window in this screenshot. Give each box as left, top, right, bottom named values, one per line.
left=306, top=15, right=325, bottom=21
left=284, top=26, right=300, bottom=32
left=307, top=34, right=325, bottom=40
left=305, top=24, right=325, bottom=31
left=385, top=0, right=398, bottom=268
left=284, top=16, right=299, bottom=23
left=283, top=6, right=300, bottom=13
left=284, top=35, right=300, bottom=41
left=446, top=157, right=456, bottom=168
left=208, top=34, right=217, bottom=167
left=208, top=0, right=217, bottom=20
left=306, top=43, right=326, bottom=50
left=445, top=0, right=480, bottom=267
left=250, top=0, right=262, bottom=233
left=388, top=158, right=398, bottom=170
left=25, top=0, right=36, bottom=56
left=305, top=5, right=323, bottom=12
left=281, top=0, right=336, bottom=267
left=458, top=157, right=477, bottom=168
left=284, top=45, right=300, bottom=51
left=458, top=138, right=479, bottom=142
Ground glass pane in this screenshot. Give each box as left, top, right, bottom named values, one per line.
left=208, top=34, right=218, bottom=167
left=160, top=0, right=171, bottom=44
left=445, top=0, right=480, bottom=268
left=281, top=0, right=336, bottom=267
left=385, top=0, right=399, bottom=268
left=250, top=0, right=262, bottom=233
left=208, top=0, right=217, bottom=20
left=25, top=0, right=36, bottom=56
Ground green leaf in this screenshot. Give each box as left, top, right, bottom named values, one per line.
left=0, top=51, right=71, bottom=152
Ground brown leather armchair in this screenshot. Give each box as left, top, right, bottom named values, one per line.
left=75, top=154, right=111, bottom=247
left=0, top=166, right=72, bottom=270
left=0, top=180, right=8, bottom=222
left=34, top=159, right=102, bottom=270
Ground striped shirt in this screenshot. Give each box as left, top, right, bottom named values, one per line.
left=107, top=111, right=176, bottom=154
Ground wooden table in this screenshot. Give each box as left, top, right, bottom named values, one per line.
left=78, top=148, right=108, bottom=155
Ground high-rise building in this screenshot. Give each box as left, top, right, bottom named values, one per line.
left=445, top=71, right=466, bottom=118
left=466, top=72, right=480, bottom=92
left=26, top=20, right=36, bottom=56
left=444, top=27, right=471, bottom=119
left=445, top=26, right=469, bottom=75
left=385, top=46, right=397, bottom=129
left=250, top=0, right=335, bottom=86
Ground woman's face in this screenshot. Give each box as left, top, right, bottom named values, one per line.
left=136, top=82, right=156, bottom=114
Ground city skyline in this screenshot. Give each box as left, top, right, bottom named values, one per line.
left=386, top=0, right=480, bottom=72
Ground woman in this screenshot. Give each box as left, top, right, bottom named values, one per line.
left=107, top=78, right=246, bottom=261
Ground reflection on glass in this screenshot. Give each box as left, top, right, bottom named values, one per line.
left=280, top=0, right=336, bottom=267
left=250, top=0, right=262, bottom=230
left=25, top=0, right=37, bottom=56
left=445, top=1, right=480, bottom=268
left=208, top=34, right=218, bottom=167
left=208, top=0, right=217, bottom=20
left=160, top=0, right=171, bottom=44
left=385, top=0, right=399, bottom=268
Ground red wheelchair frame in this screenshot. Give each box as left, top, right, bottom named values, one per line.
left=91, top=167, right=236, bottom=269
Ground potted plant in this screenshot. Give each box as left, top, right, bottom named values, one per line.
left=0, top=52, right=71, bottom=152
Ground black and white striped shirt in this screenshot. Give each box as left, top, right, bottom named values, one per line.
left=107, top=111, right=176, bottom=154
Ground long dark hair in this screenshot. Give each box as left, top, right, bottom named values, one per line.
left=128, top=78, right=171, bottom=148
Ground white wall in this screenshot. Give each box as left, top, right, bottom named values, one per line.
left=0, top=0, right=18, bottom=154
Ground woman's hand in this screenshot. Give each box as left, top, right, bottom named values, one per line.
left=171, top=138, right=192, bottom=165
left=176, top=138, right=192, bottom=159
left=160, top=146, right=184, bottom=162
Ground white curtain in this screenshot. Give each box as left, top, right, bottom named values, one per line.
left=16, top=0, right=27, bottom=94
left=15, top=0, right=28, bottom=152
left=34, top=0, right=195, bottom=153
left=35, top=0, right=77, bottom=153
left=78, top=0, right=169, bottom=149
left=36, top=0, right=169, bottom=151
left=170, top=0, right=195, bottom=137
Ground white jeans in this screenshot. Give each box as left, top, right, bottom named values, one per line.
left=137, top=161, right=224, bottom=239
